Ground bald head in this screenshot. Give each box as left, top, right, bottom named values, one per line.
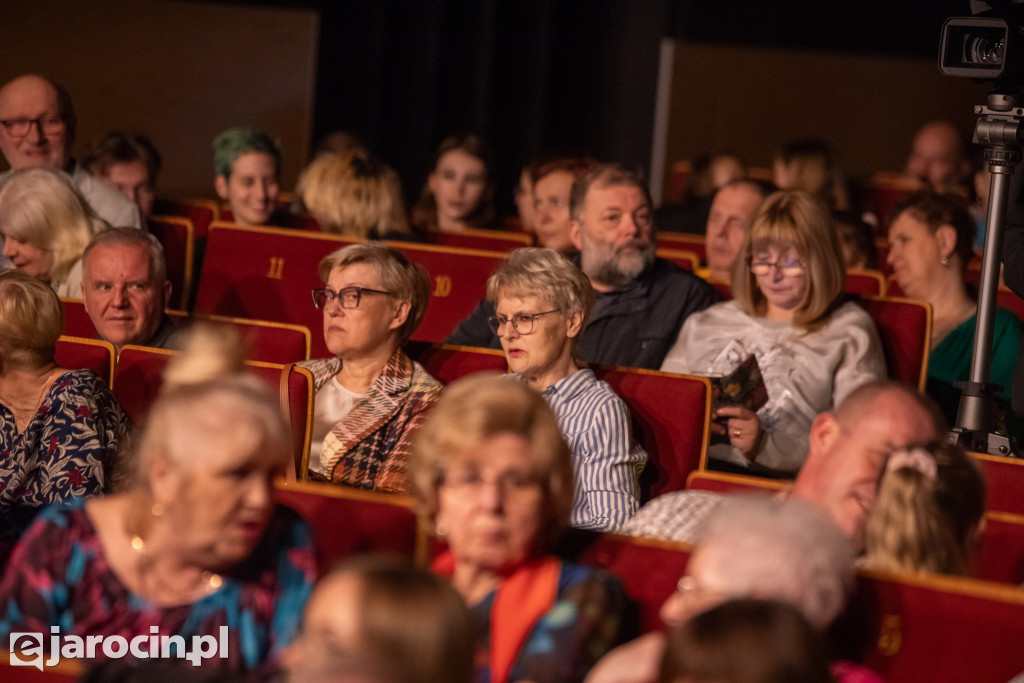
left=0, top=75, right=74, bottom=171
left=793, top=381, right=942, bottom=550
left=905, top=121, right=968, bottom=193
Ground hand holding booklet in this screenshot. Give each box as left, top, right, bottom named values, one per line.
left=708, top=354, right=769, bottom=414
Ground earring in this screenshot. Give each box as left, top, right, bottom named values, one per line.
left=151, top=502, right=164, bottom=518
left=434, top=519, right=448, bottom=538
left=941, top=256, right=950, bottom=266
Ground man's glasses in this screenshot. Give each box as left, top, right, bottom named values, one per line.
left=487, top=309, right=560, bottom=335
left=0, top=116, right=65, bottom=138
left=312, top=286, right=391, bottom=310
left=749, top=258, right=806, bottom=277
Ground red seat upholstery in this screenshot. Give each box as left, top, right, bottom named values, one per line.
left=590, top=366, right=711, bottom=501
left=656, top=232, right=706, bottom=260
left=973, top=453, right=1024, bottom=516
left=425, top=228, right=532, bottom=252
left=60, top=297, right=99, bottom=338
left=274, top=481, right=423, bottom=570
left=685, top=469, right=787, bottom=492
left=113, top=347, right=313, bottom=478
left=860, top=173, right=916, bottom=233
left=151, top=198, right=219, bottom=238
left=845, top=269, right=886, bottom=297
left=194, top=314, right=311, bottom=363
left=655, top=247, right=699, bottom=271
left=971, top=511, right=1024, bottom=584
left=405, top=342, right=507, bottom=385
left=663, top=160, right=692, bottom=204
left=55, top=336, right=116, bottom=386
left=148, top=215, right=194, bottom=310
left=382, top=241, right=507, bottom=344
left=193, top=223, right=360, bottom=358
left=856, top=296, right=931, bottom=391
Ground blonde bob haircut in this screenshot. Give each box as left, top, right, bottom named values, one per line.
left=864, top=441, right=985, bottom=576
left=0, top=269, right=64, bottom=369
left=299, top=150, right=410, bottom=238
left=409, top=373, right=573, bottom=548
left=486, top=247, right=595, bottom=349
left=731, top=190, right=845, bottom=331
left=0, top=168, right=105, bottom=286
left=131, top=324, right=290, bottom=488
left=317, top=242, right=430, bottom=345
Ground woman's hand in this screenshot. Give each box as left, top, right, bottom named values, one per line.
left=713, top=406, right=762, bottom=461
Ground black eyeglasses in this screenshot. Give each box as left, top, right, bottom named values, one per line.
left=0, top=115, right=65, bottom=138
left=312, top=286, right=391, bottom=310
left=487, top=309, right=560, bottom=335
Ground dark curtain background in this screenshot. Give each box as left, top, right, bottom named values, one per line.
left=230, top=0, right=969, bottom=214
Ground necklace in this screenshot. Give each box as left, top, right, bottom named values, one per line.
left=129, top=530, right=223, bottom=601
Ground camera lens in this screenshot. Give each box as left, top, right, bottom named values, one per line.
left=965, top=36, right=1005, bottom=65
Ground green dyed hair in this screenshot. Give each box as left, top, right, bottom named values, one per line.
left=212, top=127, right=281, bottom=179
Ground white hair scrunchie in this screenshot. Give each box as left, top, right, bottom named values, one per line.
left=885, top=447, right=938, bottom=480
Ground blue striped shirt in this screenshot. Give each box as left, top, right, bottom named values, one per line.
left=524, top=369, right=647, bottom=532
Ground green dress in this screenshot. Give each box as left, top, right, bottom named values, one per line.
left=927, top=308, right=1023, bottom=439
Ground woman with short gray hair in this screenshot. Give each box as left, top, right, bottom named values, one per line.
left=487, top=247, right=646, bottom=531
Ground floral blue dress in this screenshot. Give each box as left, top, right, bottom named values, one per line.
left=0, top=502, right=317, bottom=672
left=0, top=369, right=129, bottom=564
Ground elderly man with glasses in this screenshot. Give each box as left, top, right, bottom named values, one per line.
left=0, top=74, right=141, bottom=229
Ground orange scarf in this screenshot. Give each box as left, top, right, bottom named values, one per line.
left=432, top=551, right=562, bottom=683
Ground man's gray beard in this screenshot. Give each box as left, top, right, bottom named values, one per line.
left=588, top=246, right=654, bottom=289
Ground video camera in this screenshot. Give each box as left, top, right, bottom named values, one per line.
left=941, top=1, right=1024, bottom=84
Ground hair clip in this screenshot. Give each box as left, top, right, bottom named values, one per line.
left=886, top=446, right=937, bottom=480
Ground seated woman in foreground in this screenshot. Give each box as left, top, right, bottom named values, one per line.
left=410, top=373, right=631, bottom=683
left=661, top=190, right=886, bottom=477
left=0, top=327, right=317, bottom=672
left=301, top=242, right=441, bottom=493
left=0, top=270, right=129, bottom=565
left=488, top=247, right=646, bottom=531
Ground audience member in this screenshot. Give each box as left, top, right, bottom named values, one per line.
left=80, top=227, right=184, bottom=353
left=0, top=167, right=107, bottom=298
left=772, top=139, right=850, bottom=211
left=656, top=150, right=747, bottom=235
left=887, top=190, right=1022, bottom=435
left=904, top=120, right=972, bottom=195
left=531, top=157, right=596, bottom=252
left=213, top=127, right=284, bottom=227
left=514, top=163, right=537, bottom=233
left=833, top=210, right=879, bottom=270
left=283, top=555, right=473, bottom=683
left=487, top=247, right=646, bottom=531
left=409, top=373, right=630, bottom=683
left=0, top=325, right=317, bottom=671
left=863, top=441, right=985, bottom=576
left=590, top=497, right=858, bottom=683
left=659, top=600, right=835, bottom=683
left=662, top=191, right=886, bottom=475
left=412, top=133, right=495, bottom=232
left=624, top=381, right=943, bottom=550
left=82, top=130, right=161, bottom=218
left=312, top=129, right=365, bottom=158
left=447, top=163, right=719, bottom=369
left=0, top=74, right=142, bottom=229
left=301, top=243, right=441, bottom=493
left=700, top=180, right=766, bottom=283
left=0, top=270, right=129, bottom=565
left=298, top=149, right=412, bottom=239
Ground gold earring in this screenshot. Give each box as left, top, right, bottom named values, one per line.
left=151, top=502, right=164, bottom=518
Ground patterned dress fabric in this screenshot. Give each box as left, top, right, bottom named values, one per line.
left=0, top=502, right=317, bottom=673
left=0, top=369, right=129, bottom=564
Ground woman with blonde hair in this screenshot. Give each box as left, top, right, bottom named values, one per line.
left=0, top=324, right=316, bottom=671
left=661, top=190, right=886, bottom=476
left=409, top=373, right=630, bottom=683
left=772, top=139, right=850, bottom=211
left=298, top=149, right=411, bottom=239
left=864, top=441, right=986, bottom=576
left=0, top=270, right=129, bottom=564
left=0, top=167, right=107, bottom=298
left=487, top=247, right=646, bottom=531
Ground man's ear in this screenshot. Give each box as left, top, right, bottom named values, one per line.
left=809, top=412, right=840, bottom=458
left=215, top=175, right=229, bottom=200
left=569, top=219, right=583, bottom=251
left=162, top=280, right=172, bottom=310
